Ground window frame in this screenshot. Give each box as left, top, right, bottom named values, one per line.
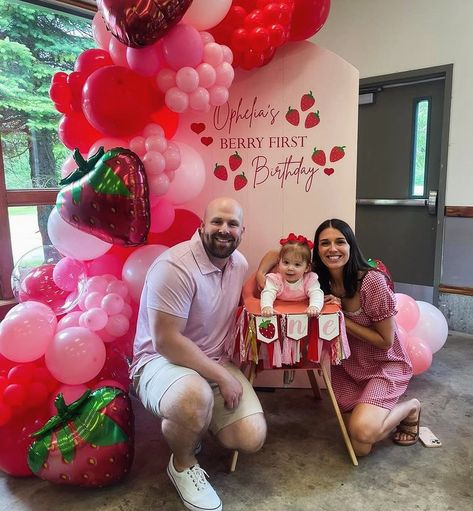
left=409, top=96, right=432, bottom=199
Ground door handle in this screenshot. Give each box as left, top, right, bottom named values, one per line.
left=427, top=190, right=438, bottom=215
left=356, top=190, right=438, bottom=215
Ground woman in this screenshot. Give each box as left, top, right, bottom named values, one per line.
left=257, top=219, right=420, bottom=456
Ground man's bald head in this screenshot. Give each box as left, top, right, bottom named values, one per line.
left=203, top=197, right=244, bottom=225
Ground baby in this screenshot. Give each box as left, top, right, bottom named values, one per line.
left=260, top=233, right=324, bottom=317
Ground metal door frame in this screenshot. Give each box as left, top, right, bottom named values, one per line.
left=359, top=65, right=452, bottom=305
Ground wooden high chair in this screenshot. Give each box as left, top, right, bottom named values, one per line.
left=229, top=273, right=358, bottom=471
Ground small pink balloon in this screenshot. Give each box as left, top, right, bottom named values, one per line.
left=60, top=154, right=79, bottom=179
left=156, top=68, right=177, bottom=92
left=80, top=308, right=109, bottom=331
left=57, top=310, right=83, bottom=331
left=126, top=41, right=163, bottom=76
left=95, top=328, right=117, bottom=343
left=129, top=136, right=147, bottom=157
left=395, top=293, right=420, bottom=331
left=88, top=137, right=128, bottom=156
left=406, top=335, right=433, bottom=376
left=84, top=291, right=105, bottom=310
left=49, top=384, right=89, bottom=415
left=92, top=379, right=127, bottom=392
left=203, top=42, right=224, bottom=67
left=196, top=63, right=216, bottom=88
left=86, top=253, right=124, bottom=280
left=45, top=327, right=106, bottom=385
left=101, top=293, right=125, bottom=315
left=175, top=67, right=199, bottom=93
left=162, top=24, right=204, bottom=70
left=150, top=198, right=176, bottom=233
left=143, top=123, right=165, bottom=138
left=108, top=37, right=128, bottom=67
left=397, top=325, right=408, bottom=349
left=92, top=12, right=112, bottom=50
left=143, top=151, right=166, bottom=176
left=105, top=314, right=130, bottom=338
left=163, top=142, right=181, bottom=171
left=148, top=173, right=170, bottom=197
left=221, top=45, right=233, bottom=64
left=121, top=302, right=133, bottom=319
left=53, top=257, right=86, bottom=292
left=145, top=135, right=168, bottom=153
left=209, top=85, right=229, bottom=106
left=86, top=275, right=109, bottom=294
left=199, top=31, right=215, bottom=45
left=189, top=87, right=210, bottom=111
left=106, top=280, right=129, bottom=299
left=165, top=87, right=189, bottom=113
left=214, top=62, right=234, bottom=88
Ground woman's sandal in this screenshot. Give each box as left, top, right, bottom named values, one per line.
left=392, top=409, right=421, bottom=446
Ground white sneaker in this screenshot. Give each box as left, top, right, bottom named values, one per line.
left=167, top=454, right=223, bottom=511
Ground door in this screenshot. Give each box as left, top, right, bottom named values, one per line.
left=356, top=68, right=451, bottom=304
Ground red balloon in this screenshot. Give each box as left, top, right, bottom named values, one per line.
left=7, top=364, right=35, bottom=385
left=58, top=112, right=104, bottom=154
left=82, top=66, right=156, bottom=137
left=289, top=0, right=331, bottom=41
left=3, top=384, right=27, bottom=408
left=97, top=0, right=193, bottom=48
left=67, top=71, right=87, bottom=113
left=147, top=208, right=201, bottom=247
left=74, top=48, right=113, bottom=76
left=0, top=411, right=49, bottom=476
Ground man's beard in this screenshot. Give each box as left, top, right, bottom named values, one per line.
left=202, top=232, right=239, bottom=259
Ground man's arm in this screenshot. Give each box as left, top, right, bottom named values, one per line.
left=149, top=308, right=243, bottom=409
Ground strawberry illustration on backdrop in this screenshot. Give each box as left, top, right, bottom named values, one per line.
left=258, top=319, right=276, bottom=340
left=330, top=145, right=346, bottom=162
left=234, top=172, right=248, bottom=191
left=214, top=163, right=228, bottom=181
left=305, top=111, right=320, bottom=128
left=28, top=387, right=134, bottom=487
left=228, top=151, right=242, bottom=171
left=285, top=107, right=300, bottom=126
left=311, top=147, right=326, bottom=166
left=56, top=147, right=150, bottom=246
left=300, top=91, right=315, bottom=111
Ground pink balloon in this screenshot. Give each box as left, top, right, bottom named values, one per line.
left=397, top=324, right=408, bottom=349
left=165, top=87, right=189, bottom=113
left=145, top=135, right=168, bottom=153
left=86, top=253, right=124, bottom=280
left=395, top=293, right=420, bottom=332
left=87, top=137, right=128, bottom=156
left=53, top=257, right=86, bottom=292
left=143, top=123, right=165, bottom=138
left=108, top=36, right=128, bottom=67
left=101, top=293, right=125, bottom=315
left=200, top=31, right=215, bottom=45
left=163, top=142, right=181, bottom=171
left=5, top=301, right=57, bottom=329
left=148, top=172, right=170, bottom=197
left=165, top=142, right=206, bottom=205
left=156, top=68, right=177, bottom=92
left=406, top=335, right=433, bottom=376
left=203, top=42, right=224, bottom=67
left=57, top=310, right=83, bottom=331
left=105, top=314, right=130, bottom=337
left=162, top=24, right=204, bottom=70
left=60, top=154, right=79, bottom=179
left=80, top=307, right=109, bottom=331
left=45, top=327, right=106, bottom=385
left=189, top=87, right=210, bottom=111
left=129, top=136, right=147, bottom=157
left=150, top=197, right=176, bottom=233
left=84, top=291, right=105, bottom=310
left=214, top=62, right=234, bottom=88
left=143, top=150, right=166, bottom=176
left=0, top=307, right=55, bottom=363
left=86, top=275, right=109, bottom=293
left=175, top=67, right=200, bottom=93
left=48, top=383, right=88, bottom=415
left=409, top=301, right=449, bottom=354
left=122, top=244, right=168, bottom=302
left=92, top=12, right=112, bottom=49
left=126, top=41, right=164, bottom=76
left=221, top=45, right=233, bottom=64
left=196, top=63, right=216, bottom=88
left=208, top=85, right=229, bottom=106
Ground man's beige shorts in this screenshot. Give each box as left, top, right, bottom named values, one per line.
left=133, top=357, right=263, bottom=434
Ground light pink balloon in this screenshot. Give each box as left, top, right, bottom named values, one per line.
left=0, top=307, right=55, bottom=362
left=88, top=137, right=128, bottom=156
left=409, top=301, right=449, bottom=354
left=196, top=63, right=216, bottom=88
left=162, top=24, right=204, bottom=70
left=406, top=335, right=433, bottom=376
left=86, top=275, right=109, bottom=294
left=143, top=123, right=165, bottom=138
left=80, top=307, right=109, bottom=331
left=395, top=293, right=420, bottom=332
left=126, top=41, right=163, bottom=76
left=150, top=198, right=176, bottom=233
left=397, top=324, right=408, bottom=349
left=49, top=383, right=89, bottom=415
left=5, top=301, right=57, bottom=329
left=165, top=87, right=189, bottom=113
left=96, top=327, right=117, bottom=343
left=47, top=209, right=112, bottom=261
left=163, top=142, right=181, bottom=171
left=45, top=327, right=106, bottom=385
left=60, top=154, right=79, bottom=179
left=92, top=12, right=112, bottom=49
left=156, top=68, right=177, bottom=93
left=84, top=291, right=105, bottom=310
left=148, top=172, right=170, bottom=197
left=106, top=280, right=129, bottom=299
left=105, top=314, right=130, bottom=337
left=200, top=31, right=215, bottom=45
left=86, top=253, right=124, bottom=279
left=122, top=244, right=168, bottom=302
left=108, top=37, right=128, bottom=67
left=203, top=42, right=224, bottom=67
left=214, top=62, right=235, bottom=88
left=182, top=0, right=232, bottom=31
left=121, top=302, right=133, bottom=319
left=189, top=87, right=210, bottom=111
left=57, top=310, right=83, bottom=331
left=221, top=45, right=233, bottom=64
left=209, top=85, right=229, bottom=106
left=101, top=293, right=125, bottom=315
left=143, top=151, right=166, bottom=176
left=53, top=257, right=86, bottom=292
left=145, top=135, right=168, bottom=153
left=166, top=142, right=206, bottom=205
left=176, top=67, right=200, bottom=93
left=129, top=136, right=147, bottom=157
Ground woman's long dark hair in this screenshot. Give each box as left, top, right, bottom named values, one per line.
left=312, top=219, right=372, bottom=298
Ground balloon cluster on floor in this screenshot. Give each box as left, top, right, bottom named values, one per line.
left=395, top=293, right=449, bottom=375
left=0, top=0, right=331, bottom=484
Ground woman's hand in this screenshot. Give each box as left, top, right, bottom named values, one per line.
left=324, top=294, right=342, bottom=307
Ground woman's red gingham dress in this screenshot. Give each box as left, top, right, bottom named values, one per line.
left=331, top=270, right=413, bottom=413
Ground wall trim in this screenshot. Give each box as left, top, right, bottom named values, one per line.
left=445, top=206, right=473, bottom=218
left=439, top=285, right=473, bottom=296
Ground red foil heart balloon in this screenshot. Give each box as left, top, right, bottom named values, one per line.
left=97, top=0, right=193, bottom=48
left=56, top=147, right=150, bottom=246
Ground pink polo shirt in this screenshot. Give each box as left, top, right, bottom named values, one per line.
left=130, top=230, right=248, bottom=377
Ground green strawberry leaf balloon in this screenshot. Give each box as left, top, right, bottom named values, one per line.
left=56, top=147, right=150, bottom=246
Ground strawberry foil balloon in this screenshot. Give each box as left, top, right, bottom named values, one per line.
left=56, top=147, right=150, bottom=246
left=28, top=387, right=134, bottom=487
left=97, top=0, right=193, bottom=48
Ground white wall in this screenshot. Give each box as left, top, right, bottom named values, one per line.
left=313, top=0, right=473, bottom=207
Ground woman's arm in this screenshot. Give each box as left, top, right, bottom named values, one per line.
left=256, top=249, right=279, bottom=290
left=344, top=315, right=396, bottom=349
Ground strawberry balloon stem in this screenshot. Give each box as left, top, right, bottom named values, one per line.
left=59, top=147, right=106, bottom=185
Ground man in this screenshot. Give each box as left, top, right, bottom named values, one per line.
left=131, top=197, right=267, bottom=511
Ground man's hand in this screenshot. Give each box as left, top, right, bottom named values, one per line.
left=218, top=372, right=243, bottom=410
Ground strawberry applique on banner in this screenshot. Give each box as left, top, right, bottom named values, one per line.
left=56, top=147, right=150, bottom=246
left=229, top=151, right=242, bottom=171
left=214, top=163, right=228, bottom=181
left=300, top=91, right=315, bottom=111
left=257, top=318, right=277, bottom=343
left=28, top=387, right=134, bottom=487
left=285, top=107, right=300, bottom=126
left=234, top=172, right=248, bottom=191
left=330, top=145, right=346, bottom=162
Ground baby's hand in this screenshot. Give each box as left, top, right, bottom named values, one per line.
left=306, top=306, right=320, bottom=318
left=261, top=306, right=274, bottom=317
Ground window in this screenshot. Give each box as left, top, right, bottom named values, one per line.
left=410, top=98, right=430, bottom=197
left=0, top=0, right=94, bottom=313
